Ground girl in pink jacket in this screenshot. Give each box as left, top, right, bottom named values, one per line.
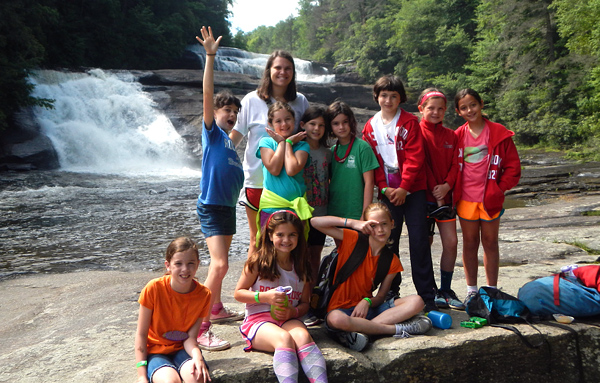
left=454, top=88, right=521, bottom=305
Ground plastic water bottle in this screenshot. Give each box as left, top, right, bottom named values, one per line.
left=270, top=286, right=293, bottom=319
left=561, top=264, right=579, bottom=277
left=426, top=310, right=452, bottom=329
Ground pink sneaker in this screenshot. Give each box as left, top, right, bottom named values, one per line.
left=197, top=327, right=230, bottom=351
left=210, top=305, right=244, bottom=323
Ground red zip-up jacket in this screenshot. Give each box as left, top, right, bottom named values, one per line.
left=420, top=119, right=458, bottom=204
left=362, top=108, right=426, bottom=194
left=454, top=119, right=521, bottom=216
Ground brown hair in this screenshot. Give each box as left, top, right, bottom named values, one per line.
left=299, top=105, right=331, bottom=148
left=418, top=87, right=447, bottom=107
left=373, top=75, right=407, bottom=104
left=214, top=90, right=241, bottom=110
left=164, top=237, right=199, bottom=274
left=326, top=100, right=358, bottom=139
left=257, top=50, right=298, bottom=102
left=267, top=101, right=295, bottom=126
left=454, top=88, right=483, bottom=110
left=246, top=211, right=311, bottom=282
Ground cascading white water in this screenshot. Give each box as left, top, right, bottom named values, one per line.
left=29, top=69, right=197, bottom=175
left=186, top=45, right=336, bottom=83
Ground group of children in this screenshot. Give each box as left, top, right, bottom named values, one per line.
left=134, top=26, right=521, bottom=383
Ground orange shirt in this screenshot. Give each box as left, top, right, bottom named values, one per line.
left=327, top=229, right=403, bottom=311
left=139, top=275, right=211, bottom=355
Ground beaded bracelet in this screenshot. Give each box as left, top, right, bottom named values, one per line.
left=254, top=291, right=260, bottom=303
left=363, top=297, right=372, bottom=306
left=136, top=361, right=148, bottom=368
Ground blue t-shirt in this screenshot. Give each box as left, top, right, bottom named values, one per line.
left=198, top=120, right=244, bottom=207
left=256, top=137, right=309, bottom=201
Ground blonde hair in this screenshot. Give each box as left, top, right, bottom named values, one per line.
left=363, top=202, right=393, bottom=221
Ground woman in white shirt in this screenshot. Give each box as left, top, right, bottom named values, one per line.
left=230, top=50, right=309, bottom=257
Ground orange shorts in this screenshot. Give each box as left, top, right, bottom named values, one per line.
left=456, top=200, right=503, bottom=221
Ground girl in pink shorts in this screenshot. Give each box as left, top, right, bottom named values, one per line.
left=234, top=210, right=328, bottom=383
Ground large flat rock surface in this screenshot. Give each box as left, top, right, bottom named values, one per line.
left=1, top=194, right=600, bottom=382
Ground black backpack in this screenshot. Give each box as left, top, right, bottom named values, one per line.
left=309, top=232, right=394, bottom=320
left=466, top=287, right=544, bottom=348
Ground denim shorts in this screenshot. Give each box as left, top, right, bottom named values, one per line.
left=147, top=349, right=192, bottom=381
left=197, top=202, right=236, bottom=237
left=325, top=297, right=396, bottom=332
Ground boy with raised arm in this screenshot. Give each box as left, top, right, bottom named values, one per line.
left=195, top=26, right=244, bottom=351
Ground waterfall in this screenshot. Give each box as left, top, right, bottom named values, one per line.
left=29, top=69, right=197, bottom=176
left=186, top=45, right=335, bottom=84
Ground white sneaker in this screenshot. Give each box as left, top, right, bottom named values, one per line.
left=210, top=305, right=244, bottom=323
left=197, top=326, right=230, bottom=351
left=334, top=331, right=369, bottom=351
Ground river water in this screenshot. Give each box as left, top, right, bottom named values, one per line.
left=0, top=170, right=251, bottom=280
left=4, top=68, right=598, bottom=282
left=0, top=64, right=340, bottom=282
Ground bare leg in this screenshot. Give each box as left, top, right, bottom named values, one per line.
left=251, top=320, right=313, bottom=352
left=202, top=235, right=233, bottom=322
left=437, top=220, right=458, bottom=273
left=151, top=365, right=182, bottom=383
left=459, top=218, right=481, bottom=287
left=481, top=218, right=501, bottom=286
left=326, top=295, right=424, bottom=336
left=245, top=205, right=258, bottom=258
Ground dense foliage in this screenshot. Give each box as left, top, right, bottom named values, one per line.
left=238, top=0, right=600, bottom=158
left=0, top=0, right=231, bottom=131
left=2, top=0, right=600, bottom=158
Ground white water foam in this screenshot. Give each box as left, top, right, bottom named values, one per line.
left=29, top=69, right=198, bottom=176
left=187, top=45, right=335, bottom=83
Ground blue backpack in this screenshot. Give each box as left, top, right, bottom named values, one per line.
left=518, top=270, right=600, bottom=318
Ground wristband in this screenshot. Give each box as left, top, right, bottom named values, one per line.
left=363, top=297, right=372, bottom=306
left=206, top=53, right=216, bottom=56
left=344, top=218, right=348, bottom=227
left=136, top=361, right=148, bottom=368
left=381, top=187, right=388, bottom=195
left=254, top=291, right=260, bottom=303
left=285, top=138, right=293, bottom=145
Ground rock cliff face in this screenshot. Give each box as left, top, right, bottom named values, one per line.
left=0, top=69, right=377, bottom=170
left=0, top=109, right=59, bottom=171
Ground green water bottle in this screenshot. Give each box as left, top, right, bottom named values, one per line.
left=270, top=286, right=293, bottom=320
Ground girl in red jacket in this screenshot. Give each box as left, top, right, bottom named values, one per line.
left=454, top=89, right=521, bottom=304
left=418, top=88, right=463, bottom=310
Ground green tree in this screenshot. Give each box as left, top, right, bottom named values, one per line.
left=467, top=0, right=583, bottom=147
left=0, top=1, right=54, bottom=131
left=552, top=0, right=600, bottom=157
